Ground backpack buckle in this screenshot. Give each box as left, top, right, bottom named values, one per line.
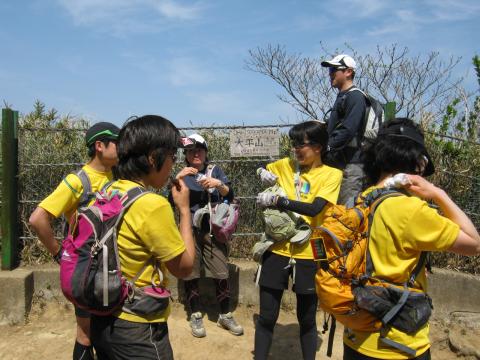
left=358, top=274, right=369, bottom=285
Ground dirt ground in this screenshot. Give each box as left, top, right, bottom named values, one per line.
left=0, top=300, right=470, bottom=360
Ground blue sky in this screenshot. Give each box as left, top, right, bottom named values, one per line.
left=1, top=0, right=479, bottom=127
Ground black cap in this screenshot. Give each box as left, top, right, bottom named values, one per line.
left=85, top=122, right=120, bottom=146
left=378, top=120, right=435, bottom=176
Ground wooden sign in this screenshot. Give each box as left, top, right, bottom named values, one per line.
left=230, top=128, right=279, bottom=157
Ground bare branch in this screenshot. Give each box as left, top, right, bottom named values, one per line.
left=246, top=43, right=466, bottom=125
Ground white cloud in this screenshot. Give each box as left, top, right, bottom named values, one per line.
left=56, top=0, right=204, bottom=32
left=333, top=0, right=391, bottom=18
left=57, top=0, right=135, bottom=25
left=367, top=9, right=422, bottom=36
left=154, top=0, right=203, bottom=20
left=168, top=57, right=213, bottom=87
left=365, top=0, right=479, bottom=37
left=428, top=0, right=480, bottom=21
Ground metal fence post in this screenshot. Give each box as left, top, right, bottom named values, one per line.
left=384, top=101, right=396, bottom=122
left=1, top=108, right=19, bottom=270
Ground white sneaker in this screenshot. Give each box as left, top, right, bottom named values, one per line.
left=190, top=312, right=206, bottom=338
left=217, top=312, right=244, bottom=336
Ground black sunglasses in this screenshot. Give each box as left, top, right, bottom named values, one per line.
left=329, top=67, right=344, bottom=74
left=291, top=140, right=319, bottom=149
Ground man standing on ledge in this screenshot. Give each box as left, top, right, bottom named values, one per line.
left=29, top=122, right=120, bottom=360
left=321, top=54, right=367, bottom=204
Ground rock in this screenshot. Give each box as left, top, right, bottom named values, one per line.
left=447, top=312, right=480, bottom=359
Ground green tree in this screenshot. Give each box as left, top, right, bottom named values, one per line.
left=427, top=56, right=480, bottom=274
left=19, top=101, right=90, bottom=264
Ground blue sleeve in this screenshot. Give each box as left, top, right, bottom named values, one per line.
left=213, top=166, right=229, bottom=184
left=328, top=91, right=366, bottom=150
left=213, top=165, right=234, bottom=201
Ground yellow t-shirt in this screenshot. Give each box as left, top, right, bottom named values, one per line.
left=39, top=164, right=113, bottom=221
left=266, top=158, right=342, bottom=259
left=343, top=187, right=460, bottom=359
left=110, top=180, right=186, bottom=323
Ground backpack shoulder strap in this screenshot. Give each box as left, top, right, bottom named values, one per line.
left=206, top=164, right=216, bottom=178
left=120, top=187, right=150, bottom=212
left=408, top=251, right=428, bottom=287
left=76, top=169, right=92, bottom=208
left=348, top=86, right=365, bottom=96
left=93, top=187, right=150, bottom=251
left=347, top=87, right=371, bottom=104
left=100, top=179, right=115, bottom=193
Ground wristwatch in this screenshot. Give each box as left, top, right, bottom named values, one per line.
left=53, top=247, right=62, bottom=264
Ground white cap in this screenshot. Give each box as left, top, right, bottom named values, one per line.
left=188, top=133, right=208, bottom=149
left=321, top=54, right=357, bottom=70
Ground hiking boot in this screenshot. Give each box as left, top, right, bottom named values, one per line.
left=217, top=312, right=244, bottom=336
left=189, top=312, right=206, bottom=338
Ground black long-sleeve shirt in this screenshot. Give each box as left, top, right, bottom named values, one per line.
left=327, top=86, right=366, bottom=166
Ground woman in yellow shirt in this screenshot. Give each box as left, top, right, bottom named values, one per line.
left=343, top=118, right=480, bottom=359
left=254, top=121, right=342, bottom=360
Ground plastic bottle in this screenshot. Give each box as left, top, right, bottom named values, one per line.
left=195, top=173, right=215, bottom=193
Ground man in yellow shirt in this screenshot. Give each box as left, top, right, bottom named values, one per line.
left=29, top=122, right=120, bottom=360
left=343, top=118, right=480, bottom=359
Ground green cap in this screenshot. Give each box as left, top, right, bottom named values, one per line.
left=85, top=122, right=120, bottom=146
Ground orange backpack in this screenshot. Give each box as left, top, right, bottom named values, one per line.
left=310, top=188, right=431, bottom=356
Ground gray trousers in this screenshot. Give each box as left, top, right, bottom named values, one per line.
left=337, top=163, right=365, bottom=205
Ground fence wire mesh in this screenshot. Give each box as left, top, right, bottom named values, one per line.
left=10, top=124, right=480, bottom=273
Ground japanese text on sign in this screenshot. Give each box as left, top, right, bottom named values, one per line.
left=229, top=128, right=280, bottom=157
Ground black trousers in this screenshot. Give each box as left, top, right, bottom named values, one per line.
left=254, top=286, right=318, bottom=360
left=91, top=315, right=173, bottom=360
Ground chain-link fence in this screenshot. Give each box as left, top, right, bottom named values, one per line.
left=9, top=124, right=480, bottom=273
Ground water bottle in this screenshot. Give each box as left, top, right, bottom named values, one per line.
left=195, top=173, right=215, bottom=193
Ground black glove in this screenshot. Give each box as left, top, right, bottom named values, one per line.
left=53, top=245, right=62, bottom=264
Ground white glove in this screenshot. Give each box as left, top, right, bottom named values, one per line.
left=256, top=192, right=278, bottom=207
left=384, top=173, right=412, bottom=189
left=256, top=168, right=278, bottom=186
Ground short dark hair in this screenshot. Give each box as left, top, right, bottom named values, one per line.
left=87, top=139, right=115, bottom=158
left=289, top=120, right=329, bottom=154
left=363, top=118, right=430, bottom=185
left=116, top=115, right=180, bottom=180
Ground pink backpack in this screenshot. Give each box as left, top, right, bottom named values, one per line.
left=210, top=200, right=240, bottom=243
left=60, top=187, right=169, bottom=316
left=204, top=164, right=240, bottom=243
